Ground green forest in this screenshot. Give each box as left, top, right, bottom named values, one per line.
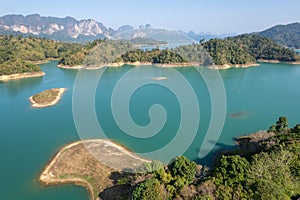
left=257, top=22, right=300, bottom=49
left=202, top=34, right=300, bottom=65
left=0, top=35, right=65, bottom=75
left=117, top=34, right=300, bottom=66
left=119, top=48, right=187, bottom=64
left=59, top=41, right=187, bottom=66
left=125, top=116, right=300, bottom=200
left=1, top=33, right=300, bottom=76
left=57, top=34, right=300, bottom=67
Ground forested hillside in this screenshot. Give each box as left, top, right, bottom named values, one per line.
left=2, top=33, right=299, bottom=75
left=202, top=34, right=300, bottom=65
left=257, top=23, right=300, bottom=49
left=0, top=35, right=63, bottom=75
left=128, top=116, right=300, bottom=200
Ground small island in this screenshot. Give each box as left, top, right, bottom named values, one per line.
left=30, top=88, right=66, bottom=108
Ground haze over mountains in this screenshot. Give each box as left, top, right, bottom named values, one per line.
left=0, top=14, right=113, bottom=42
left=0, top=14, right=233, bottom=43
left=0, top=14, right=300, bottom=48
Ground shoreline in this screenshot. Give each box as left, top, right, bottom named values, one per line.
left=32, top=58, right=59, bottom=65
left=57, top=61, right=263, bottom=70
left=99, top=139, right=151, bottom=163
left=257, top=59, right=300, bottom=65
left=57, top=61, right=201, bottom=70
left=40, top=140, right=95, bottom=199
left=57, top=64, right=84, bottom=69
left=39, top=139, right=152, bottom=200
left=30, top=88, right=66, bottom=108
left=57, top=59, right=300, bottom=70
left=207, top=63, right=260, bottom=69
left=0, top=71, right=45, bottom=82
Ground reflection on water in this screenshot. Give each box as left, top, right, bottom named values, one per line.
left=229, top=111, right=249, bottom=119
left=60, top=68, right=79, bottom=80
left=1, top=76, right=43, bottom=98
left=2, top=61, right=300, bottom=199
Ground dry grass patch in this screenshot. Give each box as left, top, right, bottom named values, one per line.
left=40, top=140, right=151, bottom=200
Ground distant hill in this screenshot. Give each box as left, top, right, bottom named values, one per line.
left=202, top=34, right=300, bottom=65
left=0, top=14, right=195, bottom=44
left=3, top=13, right=300, bottom=51
left=129, top=37, right=167, bottom=46
left=184, top=31, right=236, bottom=42
left=0, top=14, right=113, bottom=42
left=256, top=23, right=300, bottom=49
left=113, top=27, right=196, bottom=45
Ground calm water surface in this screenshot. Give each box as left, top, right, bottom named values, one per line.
left=1, top=61, right=300, bottom=199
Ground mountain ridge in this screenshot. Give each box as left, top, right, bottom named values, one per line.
left=0, top=14, right=233, bottom=43
left=1, top=14, right=300, bottom=47
left=256, top=22, right=300, bottom=49
left=0, top=14, right=112, bottom=41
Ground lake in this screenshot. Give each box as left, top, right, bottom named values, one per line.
left=1, top=60, right=300, bottom=199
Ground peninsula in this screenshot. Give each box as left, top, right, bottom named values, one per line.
left=40, top=139, right=151, bottom=200
left=30, top=88, right=66, bottom=108
left=40, top=117, right=300, bottom=200
left=0, top=35, right=82, bottom=80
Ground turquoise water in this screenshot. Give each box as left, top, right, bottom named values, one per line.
left=1, top=61, right=300, bottom=199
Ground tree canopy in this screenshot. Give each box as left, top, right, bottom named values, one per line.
left=129, top=116, right=300, bottom=200
left=202, top=34, right=300, bottom=65
left=257, top=22, right=300, bottom=49
left=0, top=35, right=71, bottom=75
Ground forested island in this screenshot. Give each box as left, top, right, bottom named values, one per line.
left=58, top=34, right=300, bottom=69
left=1, top=33, right=300, bottom=78
left=40, top=116, right=300, bottom=200
left=30, top=88, right=66, bottom=108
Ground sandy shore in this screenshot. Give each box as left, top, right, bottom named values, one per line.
left=30, top=88, right=66, bottom=108
left=57, top=64, right=84, bottom=69
left=58, top=61, right=201, bottom=70
left=207, top=63, right=260, bottom=70
left=85, top=62, right=125, bottom=70
left=258, top=59, right=300, bottom=65
left=40, top=139, right=151, bottom=200
left=154, top=62, right=200, bottom=67
left=57, top=62, right=263, bottom=70
left=40, top=140, right=96, bottom=199
left=57, top=62, right=126, bottom=70
left=257, top=59, right=281, bottom=64
left=0, top=71, right=45, bottom=82
left=58, top=59, right=300, bottom=71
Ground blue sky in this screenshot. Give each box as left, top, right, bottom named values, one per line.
left=1, top=0, right=300, bottom=34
